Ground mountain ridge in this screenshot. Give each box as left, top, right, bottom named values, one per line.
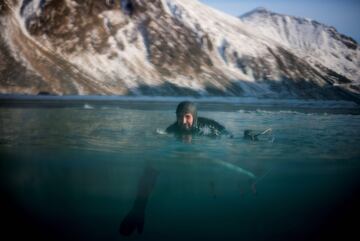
left=0, top=0, right=359, bottom=103
left=240, top=6, right=359, bottom=83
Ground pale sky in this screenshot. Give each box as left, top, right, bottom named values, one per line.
left=201, top=0, right=360, bottom=43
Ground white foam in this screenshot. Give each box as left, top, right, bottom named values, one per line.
left=84, top=104, right=94, bottom=109
left=155, top=128, right=168, bottom=135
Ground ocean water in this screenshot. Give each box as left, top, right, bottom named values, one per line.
left=1, top=100, right=360, bottom=241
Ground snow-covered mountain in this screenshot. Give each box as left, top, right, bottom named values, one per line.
left=240, top=7, right=359, bottom=86
left=0, top=0, right=359, bottom=102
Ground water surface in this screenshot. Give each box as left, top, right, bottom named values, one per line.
left=1, top=100, right=360, bottom=241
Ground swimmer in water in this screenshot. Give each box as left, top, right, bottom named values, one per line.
left=166, top=101, right=233, bottom=140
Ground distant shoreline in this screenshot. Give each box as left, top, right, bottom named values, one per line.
left=0, top=94, right=359, bottom=114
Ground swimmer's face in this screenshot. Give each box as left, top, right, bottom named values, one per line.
left=177, top=113, right=194, bottom=131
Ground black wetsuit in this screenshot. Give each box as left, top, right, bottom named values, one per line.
left=166, top=116, right=231, bottom=138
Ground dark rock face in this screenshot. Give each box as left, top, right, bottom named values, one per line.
left=0, top=0, right=10, bottom=14
left=22, top=0, right=110, bottom=53
left=120, top=0, right=134, bottom=15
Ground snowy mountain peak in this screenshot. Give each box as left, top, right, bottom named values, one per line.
left=240, top=7, right=270, bottom=17
left=241, top=7, right=327, bottom=29
left=241, top=7, right=359, bottom=83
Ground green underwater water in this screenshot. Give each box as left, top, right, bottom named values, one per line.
left=0, top=101, right=360, bottom=241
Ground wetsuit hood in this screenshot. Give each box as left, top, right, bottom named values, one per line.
left=176, top=101, right=198, bottom=129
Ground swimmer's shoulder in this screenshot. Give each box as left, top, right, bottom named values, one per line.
left=197, top=117, right=226, bottom=131
left=165, top=122, right=178, bottom=133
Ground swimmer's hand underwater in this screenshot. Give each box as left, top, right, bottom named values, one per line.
left=119, top=166, right=158, bottom=236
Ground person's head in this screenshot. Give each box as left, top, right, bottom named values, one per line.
left=176, top=101, right=197, bottom=131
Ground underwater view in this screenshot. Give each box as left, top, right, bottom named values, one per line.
left=1, top=99, right=360, bottom=241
